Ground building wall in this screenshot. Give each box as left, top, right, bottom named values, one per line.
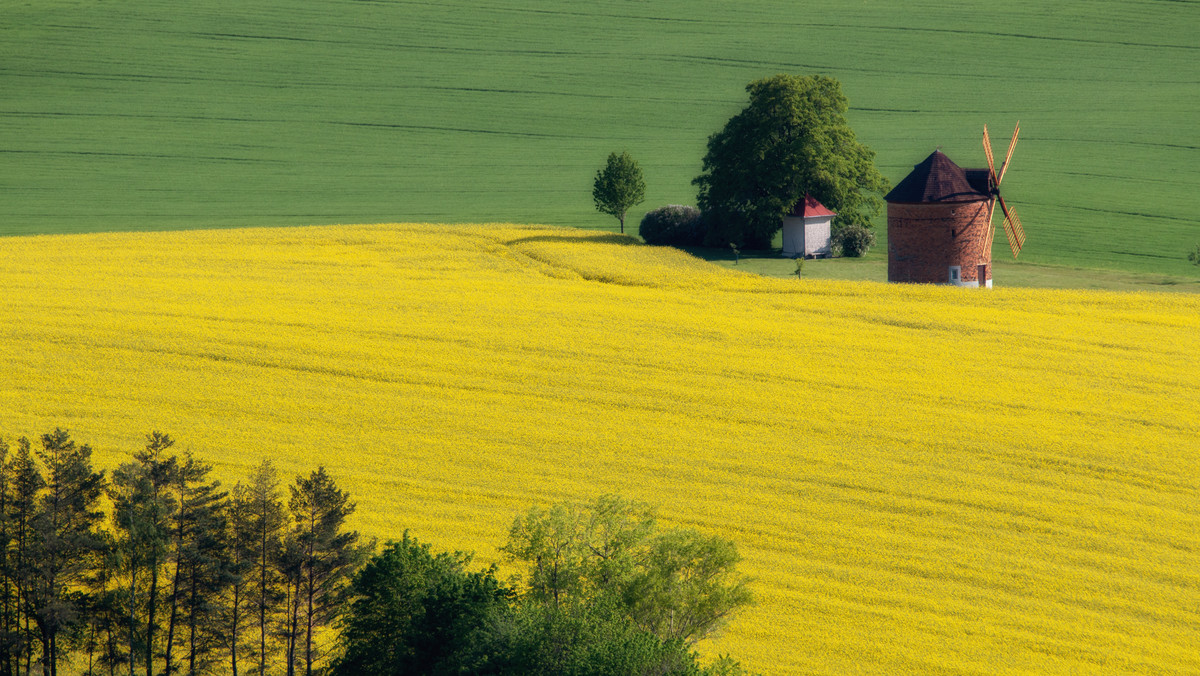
left=887, top=200, right=992, bottom=284
left=781, top=218, right=803, bottom=257
left=781, top=216, right=833, bottom=257
left=805, top=216, right=832, bottom=257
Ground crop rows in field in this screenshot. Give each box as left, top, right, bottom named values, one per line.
left=0, top=224, right=1197, bottom=673
left=2, top=0, right=1199, bottom=276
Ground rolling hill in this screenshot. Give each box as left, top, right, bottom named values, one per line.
left=2, top=0, right=1198, bottom=276
left=1, top=224, right=1197, bottom=673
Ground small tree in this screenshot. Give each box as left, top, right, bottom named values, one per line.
left=1188, top=243, right=1200, bottom=265
left=592, top=151, right=645, bottom=234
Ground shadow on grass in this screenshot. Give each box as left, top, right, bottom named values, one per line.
left=680, top=246, right=783, bottom=264
left=504, top=233, right=643, bottom=246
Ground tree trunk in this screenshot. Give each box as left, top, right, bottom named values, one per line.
left=229, top=585, right=240, bottom=676
left=128, top=565, right=137, bottom=676
left=164, top=558, right=183, bottom=675
left=146, top=562, right=160, bottom=676
left=286, top=577, right=300, bottom=676
left=106, top=616, right=117, bottom=676
left=303, top=534, right=314, bottom=676
left=39, top=626, right=50, bottom=676
left=85, top=614, right=96, bottom=676
left=23, top=604, right=32, bottom=676
left=187, top=565, right=198, bottom=676
left=257, top=553, right=266, bottom=676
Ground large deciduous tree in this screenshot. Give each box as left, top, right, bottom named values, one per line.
left=592, top=151, right=646, bottom=234
left=693, top=74, right=888, bottom=249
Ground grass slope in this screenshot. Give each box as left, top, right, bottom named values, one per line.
left=3, top=0, right=1199, bottom=277
left=1, top=225, right=1197, bottom=674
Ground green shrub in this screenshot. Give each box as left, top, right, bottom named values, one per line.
left=836, top=224, right=876, bottom=257
left=639, top=205, right=706, bottom=247
left=1188, top=243, right=1200, bottom=265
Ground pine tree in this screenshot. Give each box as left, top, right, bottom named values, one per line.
left=285, top=468, right=367, bottom=676
left=243, top=462, right=285, bottom=676
left=218, top=482, right=255, bottom=676
left=0, top=436, right=13, bottom=676
left=109, top=432, right=178, bottom=676
left=9, top=437, right=44, bottom=675
left=161, top=452, right=231, bottom=676
left=25, top=428, right=107, bottom=676
left=80, top=532, right=123, bottom=676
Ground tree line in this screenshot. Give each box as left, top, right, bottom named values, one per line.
left=0, top=429, right=364, bottom=676
left=0, top=429, right=755, bottom=676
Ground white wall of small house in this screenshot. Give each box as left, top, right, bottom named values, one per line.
left=805, top=215, right=832, bottom=256
left=781, top=217, right=804, bottom=256
left=782, top=216, right=834, bottom=257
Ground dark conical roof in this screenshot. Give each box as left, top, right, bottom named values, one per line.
left=885, top=150, right=991, bottom=203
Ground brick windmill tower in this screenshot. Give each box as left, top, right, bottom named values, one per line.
left=885, top=124, right=1024, bottom=287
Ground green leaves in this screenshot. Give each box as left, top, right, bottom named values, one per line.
left=593, top=152, right=647, bottom=233
left=694, top=74, right=888, bottom=248
left=502, top=494, right=751, bottom=645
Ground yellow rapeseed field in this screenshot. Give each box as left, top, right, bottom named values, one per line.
left=1, top=223, right=1197, bottom=674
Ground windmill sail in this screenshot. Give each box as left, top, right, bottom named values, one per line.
left=984, top=123, right=1024, bottom=258
left=998, top=122, right=1019, bottom=185
left=982, top=125, right=997, bottom=182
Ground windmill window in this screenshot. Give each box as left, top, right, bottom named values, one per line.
left=949, top=266, right=961, bottom=283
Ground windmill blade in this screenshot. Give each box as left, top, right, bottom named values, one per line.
left=997, top=121, right=1020, bottom=185
left=997, top=196, right=1026, bottom=258
left=1008, top=205, right=1026, bottom=249
left=982, top=125, right=997, bottom=183
left=983, top=201, right=997, bottom=255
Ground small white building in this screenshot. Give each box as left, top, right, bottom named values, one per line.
left=781, top=194, right=836, bottom=258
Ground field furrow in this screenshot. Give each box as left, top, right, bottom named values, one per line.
left=0, top=224, right=1196, bottom=673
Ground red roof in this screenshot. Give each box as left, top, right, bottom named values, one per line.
left=789, top=194, right=837, bottom=218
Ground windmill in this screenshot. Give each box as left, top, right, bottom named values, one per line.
left=981, top=123, right=1025, bottom=258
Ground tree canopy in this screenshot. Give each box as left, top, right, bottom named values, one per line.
left=333, top=534, right=510, bottom=676
left=693, top=74, right=889, bottom=249
left=501, top=494, right=752, bottom=645
left=592, top=151, right=646, bottom=234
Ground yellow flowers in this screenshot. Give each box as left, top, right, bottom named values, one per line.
left=0, top=223, right=1198, bottom=674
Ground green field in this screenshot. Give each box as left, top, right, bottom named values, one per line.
left=700, top=248, right=1200, bottom=293
left=3, top=0, right=1198, bottom=279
